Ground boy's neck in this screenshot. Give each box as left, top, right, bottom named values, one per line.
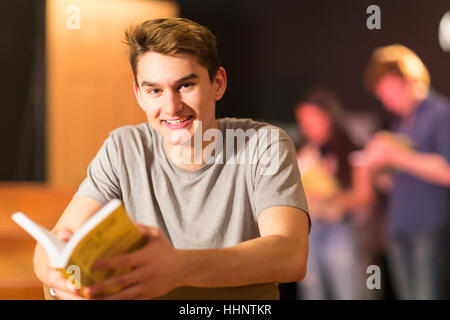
left=164, top=119, right=219, bottom=172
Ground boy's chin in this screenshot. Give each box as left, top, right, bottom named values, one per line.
left=165, top=130, right=193, bottom=146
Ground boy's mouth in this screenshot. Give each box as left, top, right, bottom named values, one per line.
left=162, top=115, right=194, bottom=129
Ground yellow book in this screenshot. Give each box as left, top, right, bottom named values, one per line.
left=301, top=164, right=340, bottom=200
left=11, top=199, right=146, bottom=296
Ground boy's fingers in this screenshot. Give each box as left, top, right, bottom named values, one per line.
left=54, top=288, right=86, bottom=300
left=54, top=228, right=74, bottom=242
left=48, top=269, right=85, bottom=299
left=136, top=224, right=161, bottom=238
left=47, top=269, right=76, bottom=293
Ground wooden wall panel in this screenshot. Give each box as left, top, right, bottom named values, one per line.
left=47, top=0, right=179, bottom=188
left=0, top=183, right=77, bottom=299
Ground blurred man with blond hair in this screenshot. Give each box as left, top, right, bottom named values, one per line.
left=363, top=44, right=450, bottom=299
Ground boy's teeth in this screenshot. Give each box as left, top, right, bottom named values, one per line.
left=166, top=116, right=190, bottom=124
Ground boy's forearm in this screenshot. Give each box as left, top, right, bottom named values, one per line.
left=32, top=196, right=102, bottom=285
left=178, top=234, right=307, bottom=288
left=394, top=149, right=450, bottom=186
left=32, top=228, right=69, bottom=284
left=33, top=243, right=50, bottom=284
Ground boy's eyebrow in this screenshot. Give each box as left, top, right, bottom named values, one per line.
left=140, top=73, right=199, bottom=87
left=175, top=73, right=199, bottom=84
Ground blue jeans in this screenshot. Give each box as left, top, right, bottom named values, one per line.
left=387, top=224, right=449, bottom=300
left=298, top=220, right=362, bottom=300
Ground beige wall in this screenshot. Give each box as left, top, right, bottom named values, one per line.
left=46, top=0, right=179, bottom=188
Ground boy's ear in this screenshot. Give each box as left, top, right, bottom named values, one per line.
left=214, top=67, right=227, bottom=101
left=133, top=81, right=145, bottom=111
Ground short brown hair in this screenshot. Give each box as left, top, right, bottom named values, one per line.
left=364, top=44, right=430, bottom=94
left=124, top=18, right=221, bottom=84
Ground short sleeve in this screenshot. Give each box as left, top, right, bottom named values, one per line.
left=252, top=130, right=310, bottom=231
left=75, top=134, right=121, bottom=205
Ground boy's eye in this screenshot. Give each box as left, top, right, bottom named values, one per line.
left=179, top=82, right=194, bottom=90
left=147, top=88, right=161, bottom=95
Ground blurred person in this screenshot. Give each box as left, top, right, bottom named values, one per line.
left=362, top=44, right=450, bottom=300
left=295, top=87, right=373, bottom=300
left=33, top=18, right=310, bottom=300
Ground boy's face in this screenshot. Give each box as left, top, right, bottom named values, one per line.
left=374, top=74, right=415, bottom=117
left=134, top=51, right=226, bottom=146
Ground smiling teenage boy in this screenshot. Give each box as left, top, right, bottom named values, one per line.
left=33, top=18, right=310, bottom=300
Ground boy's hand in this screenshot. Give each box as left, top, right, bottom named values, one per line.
left=84, top=225, right=185, bottom=300
left=47, top=228, right=87, bottom=300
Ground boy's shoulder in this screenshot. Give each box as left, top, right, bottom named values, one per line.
left=107, top=122, right=150, bottom=140
left=109, top=122, right=150, bottom=138
left=219, top=117, right=291, bottom=141
left=106, top=123, right=153, bottom=152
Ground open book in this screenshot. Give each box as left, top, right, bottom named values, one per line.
left=11, top=199, right=147, bottom=294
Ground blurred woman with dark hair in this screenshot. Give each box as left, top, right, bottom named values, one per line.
left=295, top=87, right=373, bottom=300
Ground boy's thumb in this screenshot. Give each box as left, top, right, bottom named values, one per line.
left=54, top=228, right=74, bottom=242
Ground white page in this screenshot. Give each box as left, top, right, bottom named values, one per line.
left=12, top=212, right=67, bottom=268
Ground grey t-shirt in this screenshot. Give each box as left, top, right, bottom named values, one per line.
left=75, top=117, right=310, bottom=299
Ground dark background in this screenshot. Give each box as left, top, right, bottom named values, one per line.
left=1, top=0, right=449, bottom=179
left=179, top=0, right=450, bottom=121
left=183, top=1, right=449, bottom=299
left=0, top=0, right=45, bottom=181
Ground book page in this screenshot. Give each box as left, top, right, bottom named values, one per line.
left=11, top=212, right=66, bottom=266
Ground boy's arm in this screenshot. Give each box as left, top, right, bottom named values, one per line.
left=33, top=195, right=103, bottom=298
left=183, top=205, right=309, bottom=287
left=84, top=205, right=309, bottom=299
